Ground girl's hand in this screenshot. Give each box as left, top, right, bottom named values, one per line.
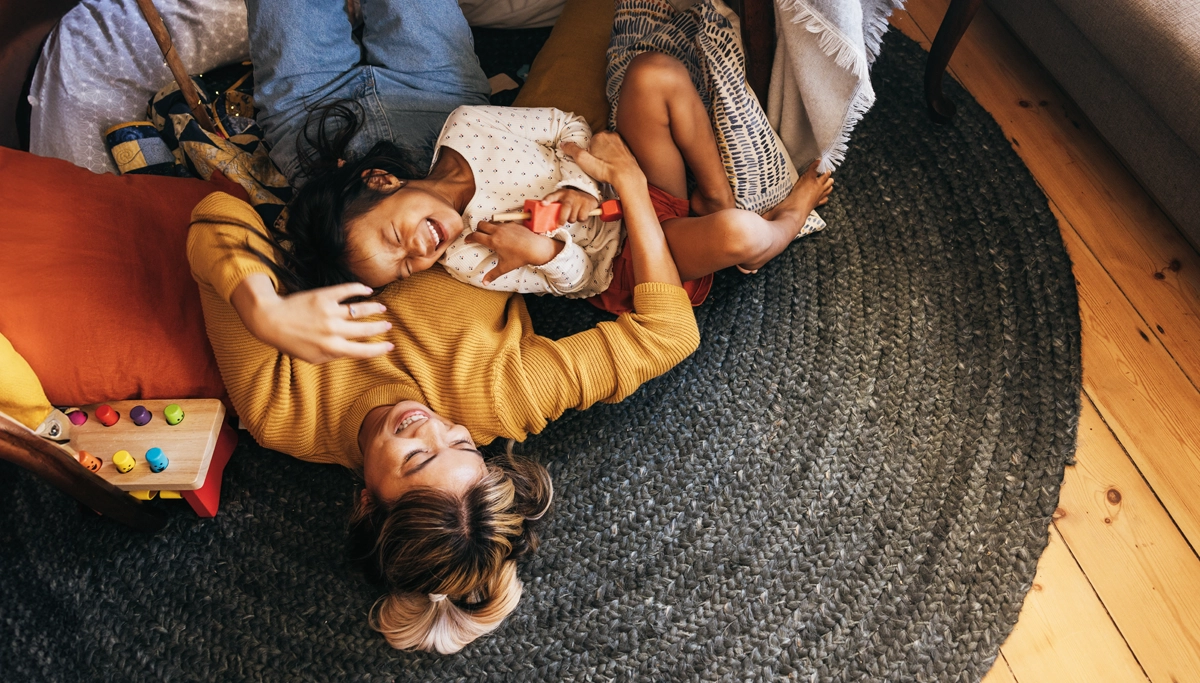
left=542, top=187, right=599, bottom=225
left=560, top=133, right=645, bottom=189
left=466, top=221, right=565, bottom=284
left=232, top=275, right=394, bottom=364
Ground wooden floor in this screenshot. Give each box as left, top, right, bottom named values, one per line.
left=889, top=2, right=1200, bottom=681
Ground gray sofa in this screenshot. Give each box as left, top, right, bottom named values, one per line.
left=983, top=0, right=1200, bottom=249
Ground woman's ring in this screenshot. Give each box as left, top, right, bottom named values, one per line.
left=347, top=304, right=357, bottom=319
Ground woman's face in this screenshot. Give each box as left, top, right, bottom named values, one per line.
left=346, top=175, right=465, bottom=287
left=360, top=400, right=487, bottom=504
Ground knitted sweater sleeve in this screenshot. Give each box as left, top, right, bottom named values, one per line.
left=186, top=192, right=350, bottom=465
left=502, top=283, right=700, bottom=436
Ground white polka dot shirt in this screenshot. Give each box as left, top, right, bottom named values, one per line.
left=434, top=106, right=623, bottom=297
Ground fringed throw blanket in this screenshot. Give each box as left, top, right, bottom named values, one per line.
left=768, top=0, right=905, bottom=171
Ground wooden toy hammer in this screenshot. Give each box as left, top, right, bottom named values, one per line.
left=492, top=198, right=623, bottom=233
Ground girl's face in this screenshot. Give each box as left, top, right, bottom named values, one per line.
left=360, top=400, right=486, bottom=505
left=346, top=177, right=465, bottom=287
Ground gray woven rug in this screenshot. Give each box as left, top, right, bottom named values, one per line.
left=0, top=31, right=1080, bottom=682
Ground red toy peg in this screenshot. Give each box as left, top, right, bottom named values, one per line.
left=491, top=198, right=623, bottom=229
left=598, top=198, right=623, bottom=222
left=96, top=404, right=119, bottom=427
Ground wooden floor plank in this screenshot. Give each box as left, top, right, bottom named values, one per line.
left=1059, top=212, right=1200, bottom=550
left=997, top=525, right=1149, bottom=683
left=887, top=8, right=932, bottom=50
left=981, top=652, right=1018, bottom=683
left=1057, top=397, right=1200, bottom=682
left=901, top=0, right=1200, bottom=393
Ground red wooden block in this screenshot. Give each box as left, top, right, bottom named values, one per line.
left=523, top=199, right=562, bottom=234
left=180, top=422, right=238, bottom=518
left=599, top=198, right=623, bottom=222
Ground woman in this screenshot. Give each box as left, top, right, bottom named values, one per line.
left=189, top=129, right=700, bottom=653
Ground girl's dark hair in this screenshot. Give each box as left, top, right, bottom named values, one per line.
left=249, top=100, right=428, bottom=293
left=346, top=447, right=553, bottom=654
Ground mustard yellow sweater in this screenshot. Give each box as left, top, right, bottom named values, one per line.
left=187, top=192, right=700, bottom=470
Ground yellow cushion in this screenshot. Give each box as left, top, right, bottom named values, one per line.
left=513, top=0, right=614, bottom=133
left=0, top=332, right=53, bottom=429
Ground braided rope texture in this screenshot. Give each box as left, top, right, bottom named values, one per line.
left=0, top=32, right=1080, bottom=682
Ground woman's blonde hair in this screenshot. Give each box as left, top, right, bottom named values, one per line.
left=347, top=446, right=552, bottom=654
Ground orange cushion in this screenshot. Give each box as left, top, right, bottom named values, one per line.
left=0, top=148, right=248, bottom=406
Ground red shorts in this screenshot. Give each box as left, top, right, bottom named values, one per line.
left=587, top=184, right=713, bottom=315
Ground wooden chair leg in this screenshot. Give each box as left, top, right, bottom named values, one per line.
left=925, top=0, right=983, bottom=123
left=733, top=0, right=777, bottom=110
left=0, top=414, right=166, bottom=532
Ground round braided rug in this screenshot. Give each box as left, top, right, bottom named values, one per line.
left=0, top=31, right=1080, bottom=682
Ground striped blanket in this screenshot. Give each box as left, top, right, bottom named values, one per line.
left=607, top=0, right=821, bottom=238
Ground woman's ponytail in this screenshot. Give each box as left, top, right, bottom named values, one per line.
left=370, top=561, right=523, bottom=655
left=347, top=449, right=552, bottom=654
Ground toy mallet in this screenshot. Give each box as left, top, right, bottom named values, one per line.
left=492, top=198, right=623, bottom=234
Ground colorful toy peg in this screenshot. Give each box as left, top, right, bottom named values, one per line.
left=145, top=447, right=169, bottom=473
left=112, top=449, right=135, bottom=474
left=96, top=404, right=120, bottom=427
left=128, top=490, right=158, bottom=501
left=164, top=404, right=184, bottom=425
left=77, top=450, right=102, bottom=473
left=158, top=490, right=182, bottom=500
left=65, top=407, right=88, bottom=426
left=598, top=198, right=623, bottom=222
left=130, top=405, right=152, bottom=426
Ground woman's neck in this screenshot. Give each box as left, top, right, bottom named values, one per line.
left=419, top=147, right=476, bottom=213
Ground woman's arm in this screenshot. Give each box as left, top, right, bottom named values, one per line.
left=498, top=134, right=699, bottom=436
left=561, top=133, right=682, bottom=288
left=189, top=192, right=393, bottom=363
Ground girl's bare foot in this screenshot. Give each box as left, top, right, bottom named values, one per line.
left=689, top=182, right=736, bottom=217
left=737, top=160, right=833, bottom=273
left=764, top=160, right=833, bottom=225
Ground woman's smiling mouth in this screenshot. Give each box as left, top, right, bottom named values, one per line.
left=395, top=408, right=430, bottom=435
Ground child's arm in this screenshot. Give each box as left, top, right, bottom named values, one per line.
left=462, top=221, right=595, bottom=295
left=188, top=192, right=393, bottom=364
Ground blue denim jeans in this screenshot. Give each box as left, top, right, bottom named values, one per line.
left=245, top=0, right=491, bottom=182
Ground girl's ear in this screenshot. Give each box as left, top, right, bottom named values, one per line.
left=361, top=169, right=405, bottom=192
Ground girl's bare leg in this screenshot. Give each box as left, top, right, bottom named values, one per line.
left=614, top=52, right=734, bottom=216
left=615, top=51, right=834, bottom=278
left=663, top=162, right=834, bottom=280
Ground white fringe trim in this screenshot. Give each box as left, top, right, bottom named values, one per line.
left=774, top=0, right=904, bottom=170
left=777, top=0, right=869, bottom=80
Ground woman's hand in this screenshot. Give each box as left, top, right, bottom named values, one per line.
left=560, top=133, right=645, bottom=190
left=465, top=220, right=565, bottom=284
left=541, top=187, right=599, bottom=225
left=231, top=274, right=394, bottom=364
